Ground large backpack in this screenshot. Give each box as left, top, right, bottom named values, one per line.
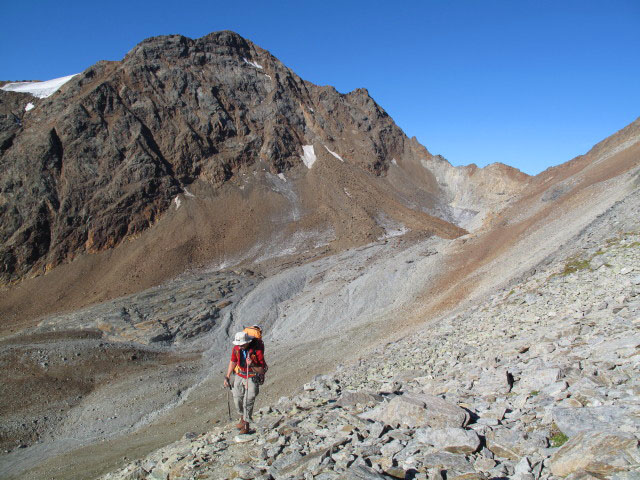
left=243, top=325, right=263, bottom=341
left=243, top=325, right=268, bottom=384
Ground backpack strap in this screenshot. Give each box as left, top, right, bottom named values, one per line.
left=234, top=348, right=258, bottom=376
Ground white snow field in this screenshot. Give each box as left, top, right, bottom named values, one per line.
left=300, top=145, right=317, bottom=168
left=1, top=74, right=78, bottom=98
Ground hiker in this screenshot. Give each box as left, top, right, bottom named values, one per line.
left=223, top=331, right=266, bottom=434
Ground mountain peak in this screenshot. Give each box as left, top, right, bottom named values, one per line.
left=0, top=30, right=471, bottom=286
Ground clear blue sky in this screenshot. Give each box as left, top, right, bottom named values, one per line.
left=1, top=0, right=638, bottom=175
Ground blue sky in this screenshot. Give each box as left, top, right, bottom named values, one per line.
left=1, top=0, right=638, bottom=175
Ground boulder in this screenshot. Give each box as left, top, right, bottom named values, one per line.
left=472, top=368, right=513, bottom=396
left=421, top=451, right=475, bottom=473
left=552, top=405, right=640, bottom=437
left=359, top=394, right=469, bottom=428
left=233, top=463, right=259, bottom=480
left=473, top=456, right=497, bottom=472
left=233, top=434, right=255, bottom=443
left=380, top=439, right=404, bottom=458
left=120, top=467, right=148, bottom=480
left=415, top=427, right=481, bottom=454
left=486, top=428, right=528, bottom=460
left=366, top=421, right=385, bottom=439
left=549, top=431, right=640, bottom=477
left=272, top=438, right=350, bottom=477
left=270, top=451, right=304, bottom=474
left=514, top=456, right=531, bottom=475
left=343, top=463, right=388, bottom=479
left=541, top=381, right=568, bottom=396
left=514, top=368, right=561, bottom=393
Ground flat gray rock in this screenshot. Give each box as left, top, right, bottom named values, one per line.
left=421, top=451, right=474, bottom=473
left=359, top=394, right=469, bottom=428
left=343, top=463, right=388, bottom=479
left=514, top=368, right=561, bottom=393
left=336, top=391, right=383, bottom=408
left=415, top=427, right=481, bottom=454
left=486, top=428, right=528, bottom=460
left=552, top=405, right=640, bottom=437
left=472, top=368, right=512, bottom=396
left=549, top=431, right=640, bottom=477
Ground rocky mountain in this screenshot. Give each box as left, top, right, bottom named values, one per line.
left=0, top=30, right=524, bottom=296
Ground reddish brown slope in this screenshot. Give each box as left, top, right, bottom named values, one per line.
left=416, top=118, right=640, bottom=317
left=0, top=144, right=465, bottom=333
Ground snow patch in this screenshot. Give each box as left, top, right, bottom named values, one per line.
left=183, top=188, right=195, bottom=198
left=392, top=158, right=398, bottom=166
left=243, top=57, right=263, bottom=69
left=344, top=188, right=352, bottom=198
left=324, top=145, right=344, bottom=162
left=264, top=74, right=272, bottom=80
left=24, top=102, right=34, bottom=112
left=174, top=196, right=182, bottom=210
left=1, top=74, right=78, bottom=98
left=301, top=145, right=317, bottom=169
left=278, top=173, right=287, bottom=182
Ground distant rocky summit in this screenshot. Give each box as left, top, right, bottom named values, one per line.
left=0, top=30, right=524, bottom=287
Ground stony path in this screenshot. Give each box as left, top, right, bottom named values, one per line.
left=101, top=194, right=639, bottom=479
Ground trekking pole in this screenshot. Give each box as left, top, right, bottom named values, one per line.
left=244, top=357, right=249, bottom=430
left=226, top=381, right=232, bottom=421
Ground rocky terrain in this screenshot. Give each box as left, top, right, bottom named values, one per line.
left=0, top=269, right=255, bottom=453
left=0, top=124, right=633, bottom=479
left=100, top=187, right=640, bottom=480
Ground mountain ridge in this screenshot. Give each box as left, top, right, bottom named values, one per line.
left=0, top=30, right=458, bottom=284
left=0, top=30, right=529, bottom=323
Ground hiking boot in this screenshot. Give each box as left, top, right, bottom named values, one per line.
left=238, top=422, right=250, bottom=435
left=236, top=418, right=246, bottom=429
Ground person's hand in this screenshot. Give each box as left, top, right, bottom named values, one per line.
left=223, top=376, right=230, bottom=389
left=246, top=355, right=253, bottom=367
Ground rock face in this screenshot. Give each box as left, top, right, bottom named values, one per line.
left=0, top=32, right=394, bottom=283
left=0, top=30, right=525, bottom=288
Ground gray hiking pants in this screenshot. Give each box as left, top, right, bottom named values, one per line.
left=232, top=374, right=259, bottom=422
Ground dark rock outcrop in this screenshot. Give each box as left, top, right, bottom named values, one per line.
left=0, top=31, right=417, bottom=284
